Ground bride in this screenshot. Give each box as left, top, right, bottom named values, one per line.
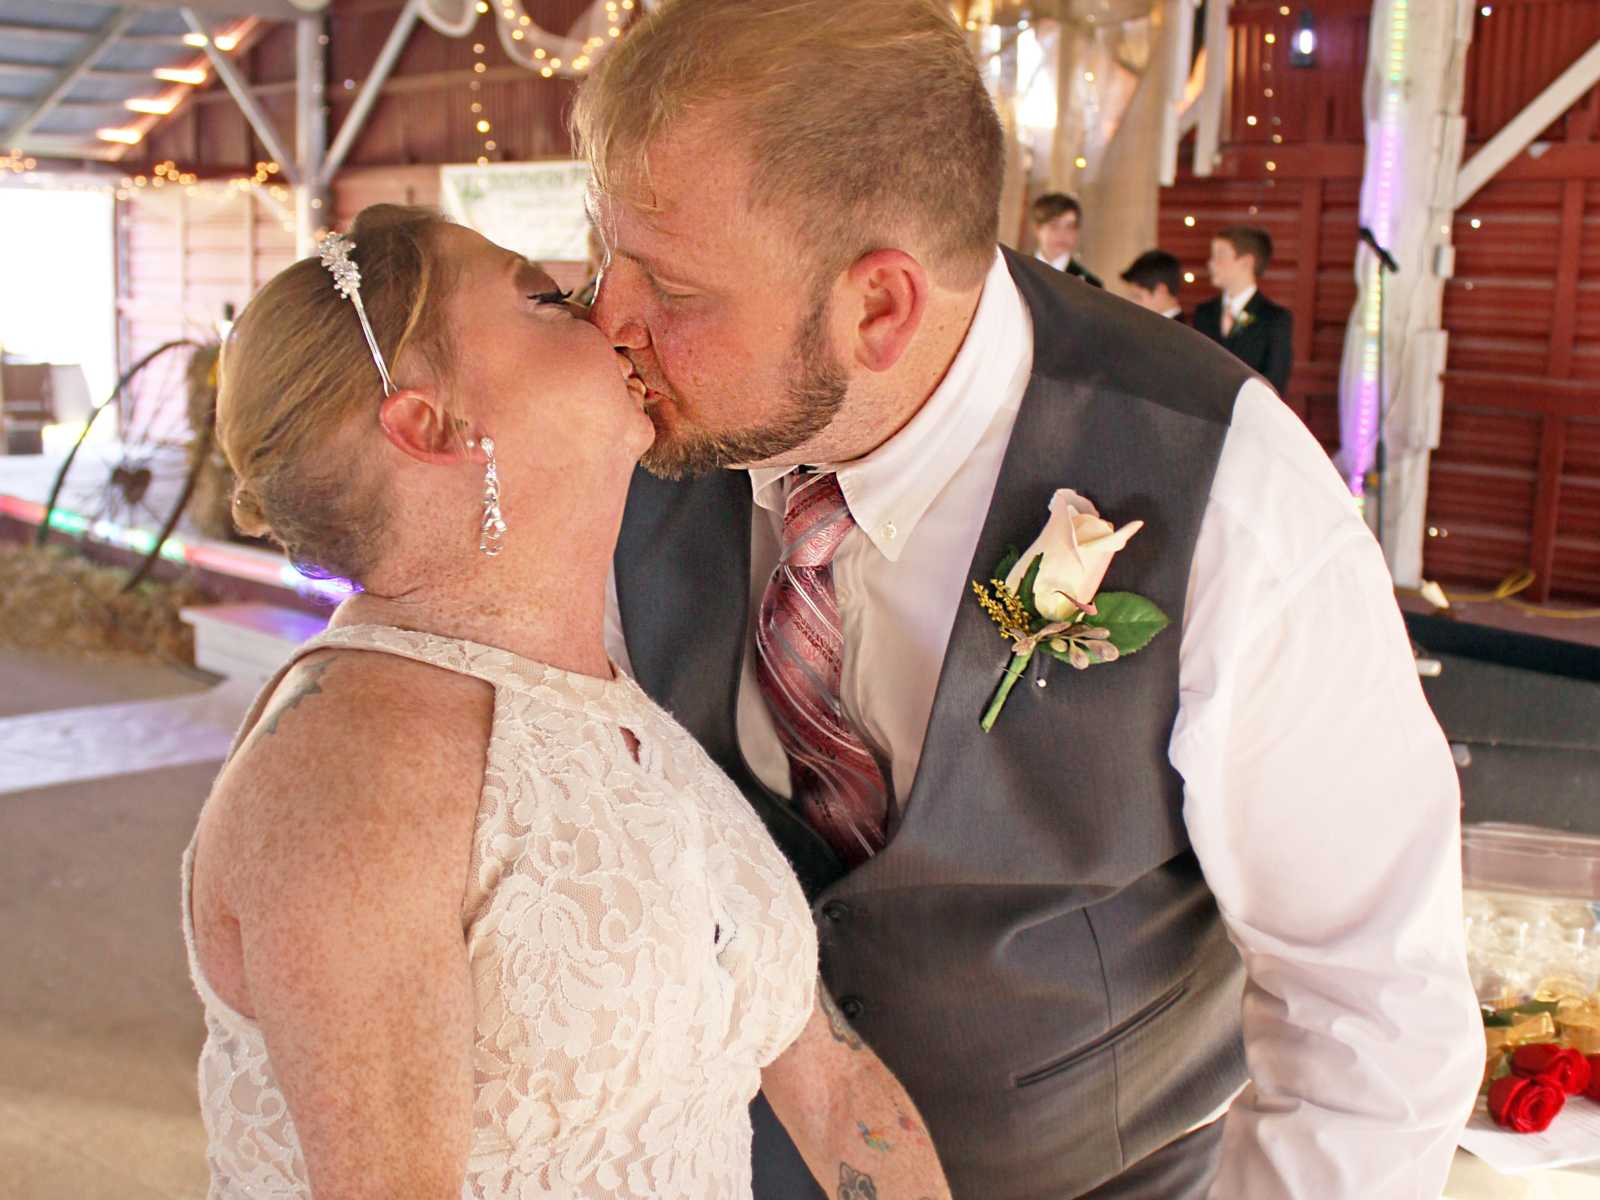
left=182, top=204, right=949, bottom=1199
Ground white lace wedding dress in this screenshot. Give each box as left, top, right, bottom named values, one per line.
left=180, top=624, right=818, bottom=1199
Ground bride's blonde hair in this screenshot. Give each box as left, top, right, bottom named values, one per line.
left=217, top=205, right=459, bottom=583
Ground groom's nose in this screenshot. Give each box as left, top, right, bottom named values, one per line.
left=588, top=269, right=649, bottom=351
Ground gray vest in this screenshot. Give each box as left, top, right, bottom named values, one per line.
left=615, top=250, right=1251, bottom=1198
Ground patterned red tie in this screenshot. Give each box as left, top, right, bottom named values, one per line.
left=755, top=472, right=890, bottom=866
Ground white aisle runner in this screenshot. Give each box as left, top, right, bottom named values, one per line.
left=0, top=682, right=254, bottom=795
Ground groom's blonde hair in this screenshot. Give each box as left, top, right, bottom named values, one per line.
left=570, top=0, right=1003, bottom=290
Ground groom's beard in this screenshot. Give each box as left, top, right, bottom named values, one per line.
left=638, top=289, right=848, bottom=481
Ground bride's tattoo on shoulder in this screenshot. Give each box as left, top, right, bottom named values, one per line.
left=262, top=659, right=334, bottom=737
left=837, top=1162, right=878, bottom=1200
left=820, top=988, right=864, bottom=1051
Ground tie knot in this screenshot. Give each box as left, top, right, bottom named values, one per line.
left=781, top=472, right=854, bottom=569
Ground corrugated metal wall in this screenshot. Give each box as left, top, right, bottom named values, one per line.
left=1161, top=0, right=1600, bottom=603
left=1430, top=0, right=1600, bottom=602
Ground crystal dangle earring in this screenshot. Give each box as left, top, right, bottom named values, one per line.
left=475, top=436, right=506, bottom=557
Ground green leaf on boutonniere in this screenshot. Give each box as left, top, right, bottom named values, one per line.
left=1016, top=554, right=1044, bottom=617
left=1085, top=592, right=1170, bottom=656
left=993, top=545, right=1021, bottom=583
left=1482, top=1011, right=1515, bottom=1028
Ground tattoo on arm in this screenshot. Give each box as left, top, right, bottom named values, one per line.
left=857, top=1121, right=893, bottom=1153
left=820, top=986, right=864, bottom=1051
left=894, top=1107, right=929, bottom=1144
left=838, top=1162, right=879, bottom=1200
left=261, top=659, right=333, bottom=737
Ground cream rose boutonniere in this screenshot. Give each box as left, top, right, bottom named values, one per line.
left=970, top=489, right=1170, bottom=731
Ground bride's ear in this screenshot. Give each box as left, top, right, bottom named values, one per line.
left=846, top=248, right=928, bottom=374
left=377, top=389, right=470, bottom=465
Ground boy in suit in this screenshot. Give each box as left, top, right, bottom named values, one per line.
left=1119, top=249, right=1185, bottom=321
left=1194, top=226, right=1293, bottom=395
left=1030, top=192, right=1103, bottom=287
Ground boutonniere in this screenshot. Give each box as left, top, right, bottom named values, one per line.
left=970, top=489, right=1170, bottom=731
left=1230, top=308, right=1255, bottom=333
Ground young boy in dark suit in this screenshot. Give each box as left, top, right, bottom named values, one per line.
left=1030, top=193, right=1103, bottom=288
left=1119, top=249, right=1186, bottom=322
left=1194, top=226, right=1293, bottom=395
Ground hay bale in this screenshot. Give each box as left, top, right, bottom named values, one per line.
left=0, top=543, right=205, bottom=665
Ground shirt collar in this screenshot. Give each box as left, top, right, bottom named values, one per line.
left=750, top=248, right=1033, bottom=563
left=1036, top=250, right=1071, bottom=273
left=1163, top=305, right=1183, bottom=320
left=1226, top=286, right=1257, bottom=318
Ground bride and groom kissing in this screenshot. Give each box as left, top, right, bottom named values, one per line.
left=181, top=0, right=1484, bottom=1196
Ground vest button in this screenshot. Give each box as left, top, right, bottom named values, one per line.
left=821, top=901, right=849, bottom=922
left=839, top=995, right=865, bottom=1020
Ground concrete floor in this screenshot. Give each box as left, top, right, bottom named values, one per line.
left=0, top=646, right=213, bottom=719
left=1, top=648, right=215, bottom=1199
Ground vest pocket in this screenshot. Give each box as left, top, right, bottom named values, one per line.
left=1013, top=976, right=1191, bottom=1089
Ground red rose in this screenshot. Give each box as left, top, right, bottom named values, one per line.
left=1511, top=1044, right=1592, bottom=1095
left=1488, top=1074, right=1566, bottom=1133
left=1585, top=1056, right=1600, bottom=1103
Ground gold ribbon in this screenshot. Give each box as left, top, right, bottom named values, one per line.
left=1484, top=1011, right=1559, bottom=1086
left=1485, top=1011, right=1557, bottom=1054
left=1558, top=1000, right=1600, bottom=1055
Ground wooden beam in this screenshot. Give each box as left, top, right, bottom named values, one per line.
left=8, top=132, right=125, bottom=161
left=1442, top=371, right=1600, bottom=418
left=318, top=0, right=421, bottom=188
left=1208, top=142, right=1367, bottom=179
left=1159, top=0, right=1198, bottom=188
left=294, top=13, right=326, bottom=256
left=1529, top=417, right=1567, bottom=602
left=0, top=61, right=159, bottom=83
left=1293, top=179, right=1322, bottom=374
left=0, top=22, right=191, bottom=44
left=1490, top=140, right=1600, bottom=180
left=1456, top=39, right=1600, bottom=208
left=179, top=7, right=296, bottom=184
left=1, top=8, right=136, bottom=148
left=1547, top=178, right=1584, bottom=379
left=1193, top=0, right=1231, bottom=178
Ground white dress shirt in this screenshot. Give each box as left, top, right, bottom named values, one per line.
left=606, top=250, right=1481, bottom=1197
left=1223, top=284, right=1257, bottom=333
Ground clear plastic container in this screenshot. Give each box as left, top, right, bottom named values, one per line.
left=1463, top=823, right=1600, bottom=1011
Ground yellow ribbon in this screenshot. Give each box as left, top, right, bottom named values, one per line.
left=1558, top=999, right=1600, bottom=1055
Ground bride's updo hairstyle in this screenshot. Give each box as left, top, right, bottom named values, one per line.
left=217, top=204, right=460, bottom=584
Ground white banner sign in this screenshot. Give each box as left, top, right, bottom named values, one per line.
left=438, top=160, right=592, bottom=262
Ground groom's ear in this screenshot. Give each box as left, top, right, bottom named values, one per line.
left=377, top=389, right=469, bottom=465
left=845, top=249, right=927, bottom=373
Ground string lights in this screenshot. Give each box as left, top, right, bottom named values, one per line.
left=111, top=160, right=285, bottom=202
left=1349, top=0, right=1410, bottom=496
left=92, top=21, right=255, bottom=151
left=473, top=0, right=635, bottom=79
left=447, top=0, right=642, bottom=161
left=471, top=40, right=492, bottom=165
left=4, top=149, right=37, bottom=175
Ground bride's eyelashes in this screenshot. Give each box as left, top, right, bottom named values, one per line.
left=529, top=288, right=573, bottom=306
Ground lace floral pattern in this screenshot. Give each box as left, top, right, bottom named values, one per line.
left=182, top=625, right=817, bottom=1199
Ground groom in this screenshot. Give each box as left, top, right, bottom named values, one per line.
left=577, top=1, right=1481, bottom=1196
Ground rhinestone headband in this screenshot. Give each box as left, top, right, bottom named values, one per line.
left=316, top=232, right=395, bottom=395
